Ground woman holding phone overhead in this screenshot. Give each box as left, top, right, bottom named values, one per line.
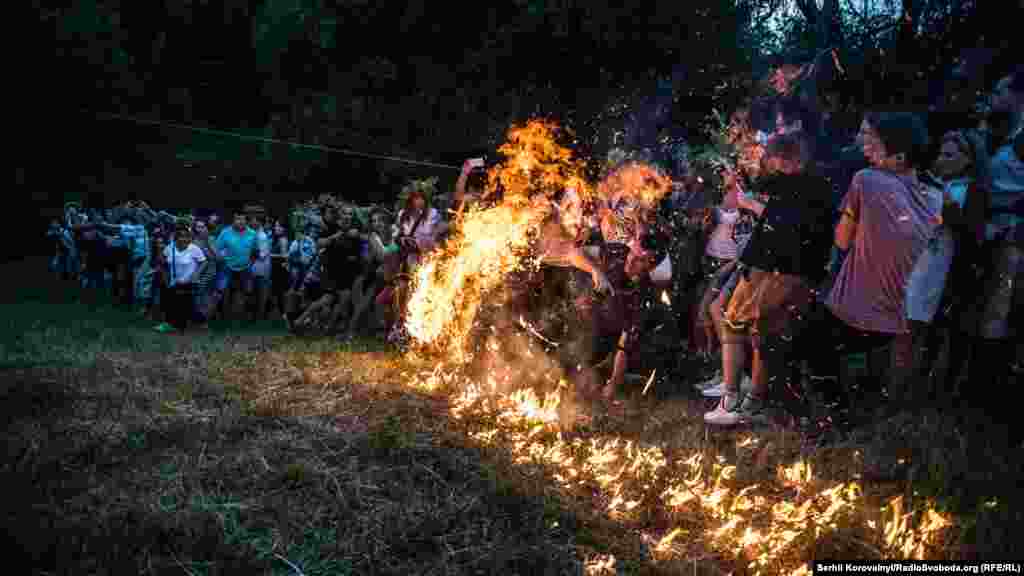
left=452, top=158, right=487, bottom=214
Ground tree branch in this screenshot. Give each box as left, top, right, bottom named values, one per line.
left=793, top=0, right=819, bottom=22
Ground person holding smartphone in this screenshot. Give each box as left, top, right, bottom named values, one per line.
left=452, top=157, right=487, bottom=214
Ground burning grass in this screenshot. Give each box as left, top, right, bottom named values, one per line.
left=392, top=117, right=974, bottom=572
left=7, top=268, right=1018, bottom=573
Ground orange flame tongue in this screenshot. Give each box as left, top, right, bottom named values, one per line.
left=405, top=202, right=549, bottom=362
left=489, top=120, right=593, bottom=205
left=405, top=120, right=590, bottom=363
left=405, top=119, right=672, bottom=365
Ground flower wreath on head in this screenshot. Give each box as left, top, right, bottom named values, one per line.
left=397, top=177, right=438, bottom=207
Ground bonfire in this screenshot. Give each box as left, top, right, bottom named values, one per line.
left=395, top=116, right=954, bottom=574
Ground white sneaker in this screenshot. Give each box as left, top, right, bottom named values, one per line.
left=702, top=381, right=725, bottom=398
left=695, top=371, right=722, bottom=394
left=706, top=394, right=767, bottom=427
left=701, top=375, right=751, bottom=398
left=704, top=394, right=740, bottom=423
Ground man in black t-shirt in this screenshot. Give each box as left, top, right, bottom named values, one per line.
left=295, top=204, right=365, bottom=335
left=706, top=132, right=833, bottom=427
left=290, top=203, right=362, bottom=334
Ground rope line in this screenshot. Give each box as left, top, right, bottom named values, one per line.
left=85, top=110, right=462, bottom=171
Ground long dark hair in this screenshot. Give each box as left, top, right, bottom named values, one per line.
left=402, top=190, right=427, bottom=220
left=400, top=190, right=429, bottom=236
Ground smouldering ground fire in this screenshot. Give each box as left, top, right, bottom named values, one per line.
left=399, top=119, right=955, bottom=573
left=409, top=363, right=953, bottom=575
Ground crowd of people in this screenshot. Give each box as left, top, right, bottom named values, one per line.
left=47, top=66, right=1021, bottom=446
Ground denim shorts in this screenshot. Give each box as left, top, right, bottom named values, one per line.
left=215, top=268, right=253, bottom=293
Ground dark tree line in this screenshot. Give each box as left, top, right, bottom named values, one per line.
left=14, top=0, right=1018, bottom=259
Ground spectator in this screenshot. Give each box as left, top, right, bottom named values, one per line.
left=284, top=216, right=320, bottom=330
left=47, top=218, right=76, bottom=282
left=156, top=222, right=206, bottom=334
left=146, top=234, right=168, bottom=324
left=101, top=212, right=134, bottom=305
left=207, top=212, right=222, bottom=239
left=248, top=208, right=272, bottom=321
left=952, top=69, right=1022, bottom=444
left=807, top=112, right=938, bottom=423
left=293, top=203, right=363, bottom=335
left=270, top=219, right=290, bottom=320
left=212, top=210, right=257, bottom=322
left=191, top=219, right=218, bottom=327
left=692, top=168, right=754, bottom=396
left=906, top=130, right=988, bottom=404
left=662, top=167, right=711, bottom=360
left=705, top=132, right=833, bottom=426
left=348, top=207, right=397, bottom=338
left=387, top=181, right=442, bottom=341
left=116, top=210, right=149, bottom=309
left=974, top=68, right=1022, bottom=342
left=453, top=158, right=486, bottom=214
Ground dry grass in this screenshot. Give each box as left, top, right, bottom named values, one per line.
left=3, top=263, right=586, bottom=576
left=4, top=260, right=1019, bottom=576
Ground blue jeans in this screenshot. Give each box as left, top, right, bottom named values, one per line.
left=193, top=287, right=209, bottom=321
left=215, top=268, right=253, bottom=293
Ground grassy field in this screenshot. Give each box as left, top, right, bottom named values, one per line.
left=3, top=259, right=1020, bottom=575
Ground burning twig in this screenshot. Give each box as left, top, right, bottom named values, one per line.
left=518, top=315, right=560, bottom=348
left=641, top=369, right=657, bottom=396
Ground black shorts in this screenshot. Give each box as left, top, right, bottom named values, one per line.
left=320, top=268, right=359, bottom=293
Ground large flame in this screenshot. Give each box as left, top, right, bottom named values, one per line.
left=405, top=120, right=589, bottom=362
left=400, top=117, right=951, bottom=572
left=487, top=119, right=593, bottom=205
left=405, top=119, right=669, bottom=363
left=405, top=202, right=549, bottom=363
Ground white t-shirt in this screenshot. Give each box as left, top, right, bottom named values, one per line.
left=705, top=207, right=741, bottom=260
left=164, top=243, right=206, bottom=287
left=905, top=180, right=964, bottom=322
left=393, top=207, right=441, bottom=267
